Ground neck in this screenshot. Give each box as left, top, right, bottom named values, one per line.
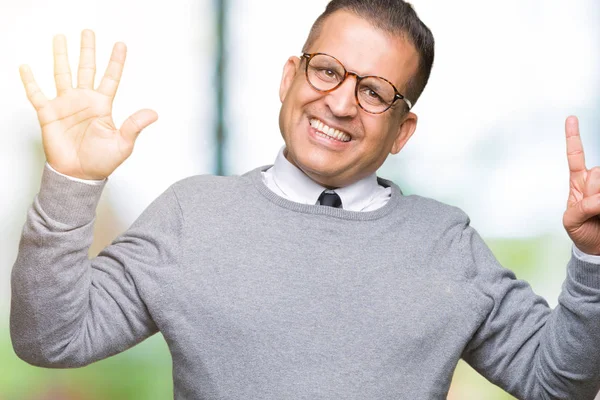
left=283, top=148, right=352, bottom=189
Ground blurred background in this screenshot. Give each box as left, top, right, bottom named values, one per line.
left=1, top=0, right=599, bottom=398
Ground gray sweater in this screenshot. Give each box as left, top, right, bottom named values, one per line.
left=10, top=165, right=600, bottom=399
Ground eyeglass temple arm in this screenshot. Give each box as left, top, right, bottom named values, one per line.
left=396, top=94, right=413, bottom=110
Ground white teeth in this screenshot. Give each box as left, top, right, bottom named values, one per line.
left=309, top=118, right=351, bottom=142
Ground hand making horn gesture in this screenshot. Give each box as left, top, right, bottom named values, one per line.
left=20, top=30, right=158, bottom=180
left=563, top=116, right=600, bottom=255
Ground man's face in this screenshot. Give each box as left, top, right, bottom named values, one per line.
left=278, top=10, right=420, bottom=188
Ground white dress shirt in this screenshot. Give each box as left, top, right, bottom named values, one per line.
left=261, top=147, right=391, bottom=212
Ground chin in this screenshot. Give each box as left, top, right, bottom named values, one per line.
left=302, top=162, right=351, bottom=188
left=295, top=151, right=333, bottom=172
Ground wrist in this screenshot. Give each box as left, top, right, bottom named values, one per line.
left=46, top=162, right=106, bottom=185
left=38, top=164, right=106, bottom=226
left=573, top=244, right=600, bottom=261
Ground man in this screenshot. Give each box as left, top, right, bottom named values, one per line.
left=10, top=0, right=600, bottom=399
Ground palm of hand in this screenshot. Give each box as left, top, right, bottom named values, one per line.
left=21, top=30, right=157, bottom=180
left=41, top=89, right=124, bottom=179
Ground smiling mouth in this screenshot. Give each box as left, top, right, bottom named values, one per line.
left=310, top=118, right=352, bottom=142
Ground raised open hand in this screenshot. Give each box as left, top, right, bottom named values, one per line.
left=563, top=116, right=600, bottom=255
left=20, top=30, right=158, bottom=180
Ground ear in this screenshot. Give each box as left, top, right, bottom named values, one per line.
left=279, top=56, right=301, bottom=103
left=390, top=112, right=418, bottom=154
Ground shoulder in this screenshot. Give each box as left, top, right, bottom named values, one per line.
left=166, top=171, right=258, bottom=211
left=400, top=193, right=470, bottom=227
left=381, top=177, right=469, bottom=226
left=172, top=173, right=246, bottom=192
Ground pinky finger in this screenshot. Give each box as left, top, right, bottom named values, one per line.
left=19, top=65, right=49, bottom=111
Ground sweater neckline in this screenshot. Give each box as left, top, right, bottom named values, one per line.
left=245, top=165, right=405, bottom=221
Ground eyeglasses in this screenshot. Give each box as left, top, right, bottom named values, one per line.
left=301, top=52, right=412, bottom=114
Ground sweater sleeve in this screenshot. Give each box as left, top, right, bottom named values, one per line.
left=458, top=219, right=600, bottom=399
left=10, top=165, right=183, bottom=368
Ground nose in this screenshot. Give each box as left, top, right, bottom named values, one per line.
left=323, top=74, right=359, bottom=118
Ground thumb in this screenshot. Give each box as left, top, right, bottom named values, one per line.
left=119, top=109, right=159, bottom=143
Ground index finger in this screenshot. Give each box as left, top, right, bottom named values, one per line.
left=566, top=115, right=586, bottom=178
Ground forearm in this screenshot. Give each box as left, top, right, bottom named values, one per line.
left=461, top=224, right=600, bottom=399
left=10, top=166, right=159, bottom=367
left=506, top=256, right=600, bottom=399
left=532, top=256, right=600, bottom=399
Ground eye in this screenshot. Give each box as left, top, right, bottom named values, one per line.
left=366, top=88, right=381, bottom=99
left=359, top=86, right=385, bottom=104
left=314, top=67, right=340, bottom=82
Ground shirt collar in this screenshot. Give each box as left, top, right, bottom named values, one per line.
left=270, top=147, right=383, bottom=211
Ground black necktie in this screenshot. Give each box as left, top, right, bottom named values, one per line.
left=318, top=191, right=342, bottom=208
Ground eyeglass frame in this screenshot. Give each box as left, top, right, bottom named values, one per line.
left=301, top=52, right=413, bottom=114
